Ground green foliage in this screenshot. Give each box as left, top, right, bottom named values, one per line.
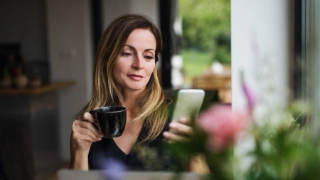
left=247, top=119, right=320, bottom=180
left=241, top=101, right=320, bottom=180
left=181, top=50, right=212, bottom=83
left=179, top=0, right=231, bottom=64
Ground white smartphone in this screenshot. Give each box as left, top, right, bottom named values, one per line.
left=171, top=89, right=205, bottom=121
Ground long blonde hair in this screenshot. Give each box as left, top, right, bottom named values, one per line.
left=77, top=14, right=168, bottom=142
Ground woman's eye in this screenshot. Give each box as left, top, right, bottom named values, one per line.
left=145, top=56, right=154, bottom=60
left=121, top=52, right=132, bottom=57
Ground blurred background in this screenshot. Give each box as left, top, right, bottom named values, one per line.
left=0, top=0, right=319, bottom=179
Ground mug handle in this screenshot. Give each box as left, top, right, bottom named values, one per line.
left=89, top=110, right=100, bottom=131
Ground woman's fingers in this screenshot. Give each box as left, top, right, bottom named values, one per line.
left=79, top=112, right=102, bottom=136
left=163, top=131, right=189, bottom=142
left=76, top=121, right=100, bottom=136
left=73, top=121, right=102, bottom=141
left=169, top=121, right=193, bottom=136
left=72, top=130, right=101, bottom=142
left=164, top=117, right=194, bottom=143
left=176, top=117, right=191, bottom=125
left=72, top=113, right=103, bottom=144
left=73, top=118, right=101, bottom=135
left=82, top=112, right=96, bottom=124
left=70, top=111, right=103, bottom=153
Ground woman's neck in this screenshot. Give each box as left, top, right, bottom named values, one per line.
left=121, top=91, right=141, bottom=122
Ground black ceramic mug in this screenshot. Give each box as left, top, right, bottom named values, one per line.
left=90, top=106, right=126, bottom=138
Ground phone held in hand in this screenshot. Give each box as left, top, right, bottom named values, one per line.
left=171, top=89, right=205, bottom=122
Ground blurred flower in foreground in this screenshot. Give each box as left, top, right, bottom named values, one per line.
left=198, top=104, right=251, bottom=152
left=101, top=158, right=126, bottom=180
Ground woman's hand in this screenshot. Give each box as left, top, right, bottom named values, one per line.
left=163, top=117, right=193, bottom=142
left=70, top=112, right=103, bottom=170
left=71, top=112, right=103, bottom=153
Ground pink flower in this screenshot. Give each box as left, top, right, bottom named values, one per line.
left=198, top=104, right=250, bottom=152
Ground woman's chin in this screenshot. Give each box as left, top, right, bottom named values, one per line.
left=126, top=85, right=146, bottom=92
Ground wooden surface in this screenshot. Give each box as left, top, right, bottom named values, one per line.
left=192, top=73, right=231, bottom=90
left=0, top=81, right=76, bottom=95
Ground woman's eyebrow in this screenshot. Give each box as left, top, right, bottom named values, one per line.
left=124, top=45, right=135, bottom=51
left=124, top=44, right=155, bottom=52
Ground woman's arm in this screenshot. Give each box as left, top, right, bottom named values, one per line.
left=69, top=112, right=103, bottom=170
left=69, top=132, right=90, bottom=169
left=189, top=154, right=211, bottom=173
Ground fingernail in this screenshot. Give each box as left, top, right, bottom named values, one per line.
left=180, top=117, right=187, bottom=122
left=163, top=132, right=169, bottom=137
left=169, top=122, right=177, bottom=128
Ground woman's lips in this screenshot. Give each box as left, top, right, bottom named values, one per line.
left=128, top=74, right=143, bottom=81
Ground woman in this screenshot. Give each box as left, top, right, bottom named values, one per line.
left=69, top=14, right=192, bottom=170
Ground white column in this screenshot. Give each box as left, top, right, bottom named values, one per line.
left=231, top=0, right=293, bottom=178
left=231, top=0, right=293, bottom=115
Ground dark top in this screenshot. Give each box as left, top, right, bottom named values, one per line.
left=88, top=122, right=174, bottom=171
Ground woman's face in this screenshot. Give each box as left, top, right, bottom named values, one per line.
left=113, top=28, right=156, bottom=93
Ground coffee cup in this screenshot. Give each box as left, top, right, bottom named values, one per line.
left=90, top=106, right=126, bottom=138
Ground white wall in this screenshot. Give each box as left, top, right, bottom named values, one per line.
left=102, top=0, right=130, bottom=28
left=231, top=0, right=294, bottom=113
left=128, top=0, right=159, bottom=26
left=0, top=0, right=47, bottom=61
left=46, top=0, right=93, bottom=161
left=231, top=0, right=294, bottom=176
left=102, top=0, right=159, bottom=29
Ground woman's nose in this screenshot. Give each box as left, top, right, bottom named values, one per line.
left=132, top=55, right=143, bottom=69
